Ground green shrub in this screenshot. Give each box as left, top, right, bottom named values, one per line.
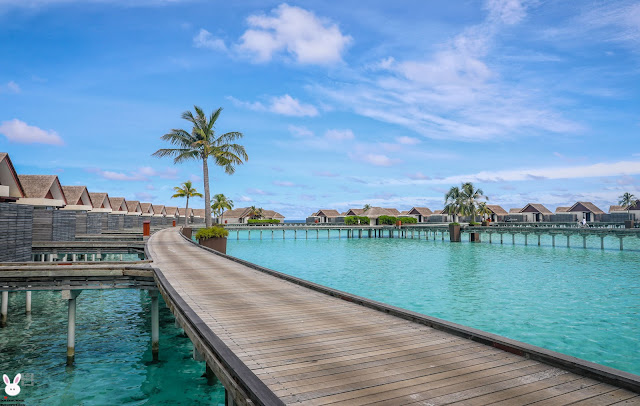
left=345, top=216, right=369, bottom=225
left=449, top=222, right=460, bottom=226
left=247, top=219, right=281, bottom=224
left=195, top=226, right=229, bottom=239
left=378, top=215, right=397, bottom=225
left=397, top=216, right=417, bottom=224
left=469, top=221, right=481, bottom=226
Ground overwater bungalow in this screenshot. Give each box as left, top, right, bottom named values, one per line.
left=385, top=208, right=401, bottom=216
left=342, top=208, right=364, bottom=216
left=140, top=203, right=154, bottom=217
left=262, top=209, right=285, bottom=223
left=485, top=205, right=508, bottom=222
left=178, top=207, right=194, bottom=218
left=555, top=207, right=570, bottom=213
left=125, top=200, right=142, bottom=215
left=192, top=209, right=206, bottom=222
left=109, top=197, right=128, bottom=214
left=153, top=205, right=166, bottom=217
left=61, top=186, right=93, bottom=211
left=89, top=193, right=112, bottom=213
left=519, top=203, right=552, bottom=222
left=0, top=153, right=25, bottom=203
left=311, top=209, right=341, bottom=223
left=406, top=207, right=432, bottom=223
left=362, top=207, right=399, bottom=225
left=565, top=201, right=604, bottom=222
left=16, top=175, right=67, bottom=208
left=509, top=208, right=521, bottom=213
left=221, top=207, right=285, bottom=224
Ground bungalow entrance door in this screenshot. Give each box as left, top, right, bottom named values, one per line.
left=585, top=212, right=591, bottom=221
left=535, top=213, right=541, bottom=222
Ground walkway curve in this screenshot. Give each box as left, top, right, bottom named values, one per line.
left=146, top=228, right=640, bottom=405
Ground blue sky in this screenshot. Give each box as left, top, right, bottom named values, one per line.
left=1, top=0, right=639, bottom=218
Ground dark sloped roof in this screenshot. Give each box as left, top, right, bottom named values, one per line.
left=408, top=207, right=433, bottom=216
left=486, top=205, right=507, bottom=215
left=316, top=209, right=341, bottom=217
left=569, top=201, right=604, bottom=215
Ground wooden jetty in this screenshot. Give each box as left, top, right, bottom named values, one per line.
left=147, top=228, right=640, bottom=405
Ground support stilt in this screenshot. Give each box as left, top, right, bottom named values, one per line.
left=1, top=291, right=8, bottom=327
left=63, top=289, right=82, bottom=365
left=552, top=234, right=556, bottom=247
left=583, top=235, right=587, bottom=249
left=205, top=364, right=218, bottom=386
left=601, top=236, right=604, bottom=250
left=150, top=290, right=159, bottom=361
left=26, top=291, right=31, bottom=314
left=538, top=235, right=541, bottom=246
left=567, top=235, right=570, bottom=248
left=620, top=237, right=624, bottom=251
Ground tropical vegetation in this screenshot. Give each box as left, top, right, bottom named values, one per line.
left=377, top=215, right=418, bottom=225
left=344, top=215, right=369, bottom=225
left=153, top=106, right=248, bottom=228
left=247, top=219, right=280, bottom=224
left=171, top=180, right=202, bottom=226
left=619, top=192, right=637, bottom=215
left=195, top=226, right=229, bottom=240
left=248, top=206, right=264, bottom=219
left=211, top=193, right=233, bottom=224
left=444, top=182, right=487, bottom=222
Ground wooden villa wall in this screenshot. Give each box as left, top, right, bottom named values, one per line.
left=0, top=202, right=33, bottom=262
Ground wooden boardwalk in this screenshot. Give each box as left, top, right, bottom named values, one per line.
left=147, top=228, right=640, bottom=405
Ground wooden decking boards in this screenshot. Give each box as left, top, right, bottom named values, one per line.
left=146, top=228, right=640, bottom=405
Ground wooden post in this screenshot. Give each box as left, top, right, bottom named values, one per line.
left=328, top=229, right=330, bottom=239
left=248, top=230, right=250, bottom=240
left=524, top=234, right=528, bottom=245
left=236, top=231, right=239, bottom=240
left=619, top=236, right=623, bottom=251
left=601, top=236, right=604, bottom=250
left=283, top=230, right=285, bottom=240
left=150, top=290, right=159, bottom=362
left=538, top=235, right=541, bottom=246
left=338, top=229, right=341, bottom=239
left=316, top=230, right=319, bottom=239
left=512, top=234, right=515, bottom=245
left=293, top=230, right=295, bottom=239
left=26, top=291, right=31, bottom=314
left=583, top=235, right=587, bottom=249
left=489, top=233, right=492, bottom=244
left=63, top=289, right=82, bottom=365
left=552, top=234, right=555, bottom=247
left=500, top=234, right=503, bottom=244
left=567, top=235, right=570, bottom=248
left=305, top=230, right=307, bottom=239
left=1, top=291, right=8, bottom=327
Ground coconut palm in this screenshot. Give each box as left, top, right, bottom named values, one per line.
left=619, top=192, right=637, bottom=216
left=248, top=206, right=264, bottom=219
left=153, top=106, right=248, bottom=228
left=461, top=182, right=487, bottom=222
left=477, top=202, right=492, bottom=221
left=171, top=180, right=203, bottom=226
left=444, top=186, right=463, bottom=222
left=211, top=193, right=233, bottom=224
left=362, top=204, right=371, bottom=212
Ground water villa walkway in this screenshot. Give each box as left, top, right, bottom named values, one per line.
left=146, top=228, right=640, bottom=405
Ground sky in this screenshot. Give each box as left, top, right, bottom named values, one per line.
left=1, top=0, right=639, bottom=219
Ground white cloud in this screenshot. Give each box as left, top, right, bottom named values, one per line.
left=239, top=195, right=253, bottom=202
left=228, top=94, right=318, bottom=117
left=288, top=125, right=314, bottom=138
left=134, top=192, right=155, bottom=201
left=273, top=180, right=296, bottom=187
left=246, top=188, right=273, bottom=195
left=0, top=119, right=63, bottom=145
left=351, top=153, right=399, bottom=167
left=485, top=0, right=527, bottom=25
left=193, top=28, right=226, bottom=51
left=88, top=166, right=177, bottom=182
left=396, top=136, right=420, bottom=145
left=324, top=129, right=354, bottom=141
left=1, top=81, right=21, bottom=93
left=139, top=166, right=179, bottom=179
left=238, top=3, right=352, bottom=65
left=189, top=174, right=202, bottom=183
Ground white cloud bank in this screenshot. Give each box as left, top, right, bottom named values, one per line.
left=0, top=119, right=63, bottom=145
left=238, top=3, right=352, bottom=65
left=192, top=29, right=226, bottom=51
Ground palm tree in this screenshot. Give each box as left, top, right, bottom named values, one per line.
left=248, top=206, right=264, bottom=219
left=619, top=192, right=637, bottom=217
left=153, top=106, right=248, bottom=228
left=477, top=202, right=492, bottom=221
left=362, top=204, right=371, bottom=212
left=212, top=193, right=234, bottom=224
left=444, top=186, right=463, bottom=222
left=460, top=182, right=487, bottom=222
left=171, top=180, right=203, bottom=226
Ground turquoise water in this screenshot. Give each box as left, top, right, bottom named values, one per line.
left=226, top=230, right=640, bottom=376
left=0, top=289, right=225, bottom=405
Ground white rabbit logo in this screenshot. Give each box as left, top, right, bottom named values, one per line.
left=3, top=373, right=21, bottom=397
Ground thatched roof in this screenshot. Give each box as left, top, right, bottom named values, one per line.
left=609, top=205, right=624, bottom=213
left=263, top=209, right=285, bottom=219
left=486, top=205, right=507, bottom=215
left=89, top=193, right=109, bottom=208
left=164, top=206, right=178, bottom=216
left=555, top=206, right=569, bottom=213
left=408, top=207, right=433, bottom=216
left=18, top=175, right=66, bottom=203
left=522, top=203, right=552, bottom=214
left=0, top=153, right=25, bottom=197
left=178, top=207, right=193, bottom=216
left=362, top=207, right=397, bottom=218
left=192, top=209, right=206, bottom=217
left=568, top=201, right=604, bottom=215
left=154, top=204, right=165, bottom=213
left=385, top=208, right=400, bottom=215
left=343, top=208, right=364, bottom=216
left=62, top=186, right=92, bottom=206
left=316, top=209, right=341, bottom=217
left=140, top=203, right=153, bottom=214
left=433, top=210, right=443, bottom=215
left=126, top=200, right=141, bottom=213
left=509, top=208, right=522, bottom=213
left=110, top=197, right=127, bottom=211
left=222, top=207, right=252, bottom=218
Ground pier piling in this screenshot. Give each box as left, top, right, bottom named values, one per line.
left=26, top=291, right=31, bottom=314
left=601, top=236, right=605, bottom=250
left=63, top=289, right=82, bottom=365
left=1, top=291, right=8, bottom=327
left=150, top=290, right=159, bottom=361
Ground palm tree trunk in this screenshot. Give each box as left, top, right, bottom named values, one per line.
left=185, top=196, right=189, bottom=227
left=203, top=158, right=212, bottom=228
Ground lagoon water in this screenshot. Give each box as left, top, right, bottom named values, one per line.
left=0, top=289, right=225, bottom=405
left=226, top=230, right=640, bottom=376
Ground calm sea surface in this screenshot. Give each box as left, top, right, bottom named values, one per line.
left=226, top=230, right=640, bottom=375
left=0, top=288, right=225, bottom=405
